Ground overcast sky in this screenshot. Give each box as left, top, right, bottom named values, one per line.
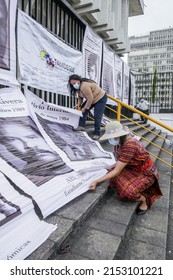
left=128, top=0, right=173, bottom=36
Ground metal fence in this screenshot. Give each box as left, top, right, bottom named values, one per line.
left=134, top=72, right=173, bottom=113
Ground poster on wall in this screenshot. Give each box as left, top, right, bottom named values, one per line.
left=82, top=26, right=102, bottom=84
left=114, top=54, right=123, bottom=100
left=0, top=171, right=57, bottom=260
left=102, top=43, right=116, bottom=105
left=0, top=0, right=19, bottom=86
left=17, top=9, right=83, bottom=95
left=122, top=62, right=130, bottom=103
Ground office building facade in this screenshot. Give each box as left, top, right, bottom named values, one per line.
left=128, top=28, right=173, bottom=112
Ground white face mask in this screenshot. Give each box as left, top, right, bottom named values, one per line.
left=73, top=82, right=80, bottom=90
left=108, top=138, right=119, bottom=146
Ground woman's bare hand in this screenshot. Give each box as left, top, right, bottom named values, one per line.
left=89, top=181, right=98, bottom=191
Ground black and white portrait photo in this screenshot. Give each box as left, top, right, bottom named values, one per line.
left=0, top=192, right=21, bottom=227
left=0, top=117, right=72, bottom=186
left=36, top=114, right=111, bottom=161
left=85, top=50, right=98, bottom=82
left=102, top=61, right=115, bottom=96
left=115, top=71, right=122, bottom=100
left=123, top=74, right=130, bottom=100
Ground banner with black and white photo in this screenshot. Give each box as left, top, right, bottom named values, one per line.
left=102, top=43, right=116, bottom=105
left=122, top=62, right=130, bottom=103
left=0, top=171, right=57, bottom=260
left=17, top=9, right=83, bottom=95
left=114, top=54, right=123, bottom=100
left=82, top=26, right=103, bottom=84
left=0, top=87, right=114, bottom=219
left=130, top=72, right=136, bottom=107
left=24, top=88, right=113, bottom=170
left=0, top=0, right=19, bottom=87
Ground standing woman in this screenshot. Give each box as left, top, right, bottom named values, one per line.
left=68, top=74, right=107, bottom=140
left=89, top=121, right=162, bottom=215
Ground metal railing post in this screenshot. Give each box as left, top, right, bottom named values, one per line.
left=117, top=103, right=121, bottom=121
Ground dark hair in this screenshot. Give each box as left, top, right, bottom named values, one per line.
left=67, top=74, right=95, bottom=95
left=119, top=135, right=127, bottom=146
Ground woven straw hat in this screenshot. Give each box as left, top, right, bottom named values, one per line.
left=100, top=121, right=129, bottom=141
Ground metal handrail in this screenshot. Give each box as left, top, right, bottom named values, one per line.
left=103, top=95, right=173, bottom=169
left=107, top=94, right=173, bottom=133
left=105, top=106, right=173, bottom=157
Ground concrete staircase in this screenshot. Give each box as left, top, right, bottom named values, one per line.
left=27, top=119, right=173, bottom=260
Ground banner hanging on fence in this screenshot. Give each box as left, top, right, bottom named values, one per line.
left=0, top=0, right=19, bottom=87
left=122, top=62, right=130, bottom=103
left=82, top=26, right=102, bottom=84
left=17, top=9, right=83, bottom=95
left=114, top=54, right=123, bottom=101
left=102, top=43, right=116, bottom=105
left=130, top=73, right=136, bottom=107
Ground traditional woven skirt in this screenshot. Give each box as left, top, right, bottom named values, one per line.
left=109, top=165, right=162, bottom=208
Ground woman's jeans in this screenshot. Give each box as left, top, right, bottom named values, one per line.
left=79, top=94, right=107, bottom=135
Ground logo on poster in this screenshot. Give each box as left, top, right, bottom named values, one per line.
left=40, top=50, right=74, bottom=72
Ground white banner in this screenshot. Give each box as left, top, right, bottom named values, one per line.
left=17, top=9, right=83, bottom=95
left=0, top=88, right=114, bottom=219
left=130, top=73, right=136, bottom=107
left=122, top=62, right=130, bottom=103
left=0, top=171, right=57, bottom=260
left=82, top=26, right=102, bottom=84
left=0, top=0, right=19, bottom=86
left=102, top=43, right=115, bottom=105
left=114, top=54, right=123, bottom=100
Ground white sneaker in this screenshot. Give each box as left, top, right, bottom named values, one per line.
left=74, top=126, right=86, bottom=131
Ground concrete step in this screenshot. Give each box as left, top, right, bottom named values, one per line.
left=27, top=124, right=172, bottom=260
left=50, top=188, right=137, bottom=260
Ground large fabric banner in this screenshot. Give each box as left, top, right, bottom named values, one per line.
left=24, top=88, right=113, bottom=171
left=122, top=62, right=130, bottom=104
left=82, top=26, right=102, bottom=84
left=0, top=171, right=57, bottom=260
left=130, top=73, right=136, bottom=107
left=114, top=54, right=123, bottom=100
left=102, top=43, right=116, bottom=105
left=17, top=9, right=83, bottom=95
left=0, top=88, right=114, bottom=220
left=0, top=0, right=19, bottom=86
